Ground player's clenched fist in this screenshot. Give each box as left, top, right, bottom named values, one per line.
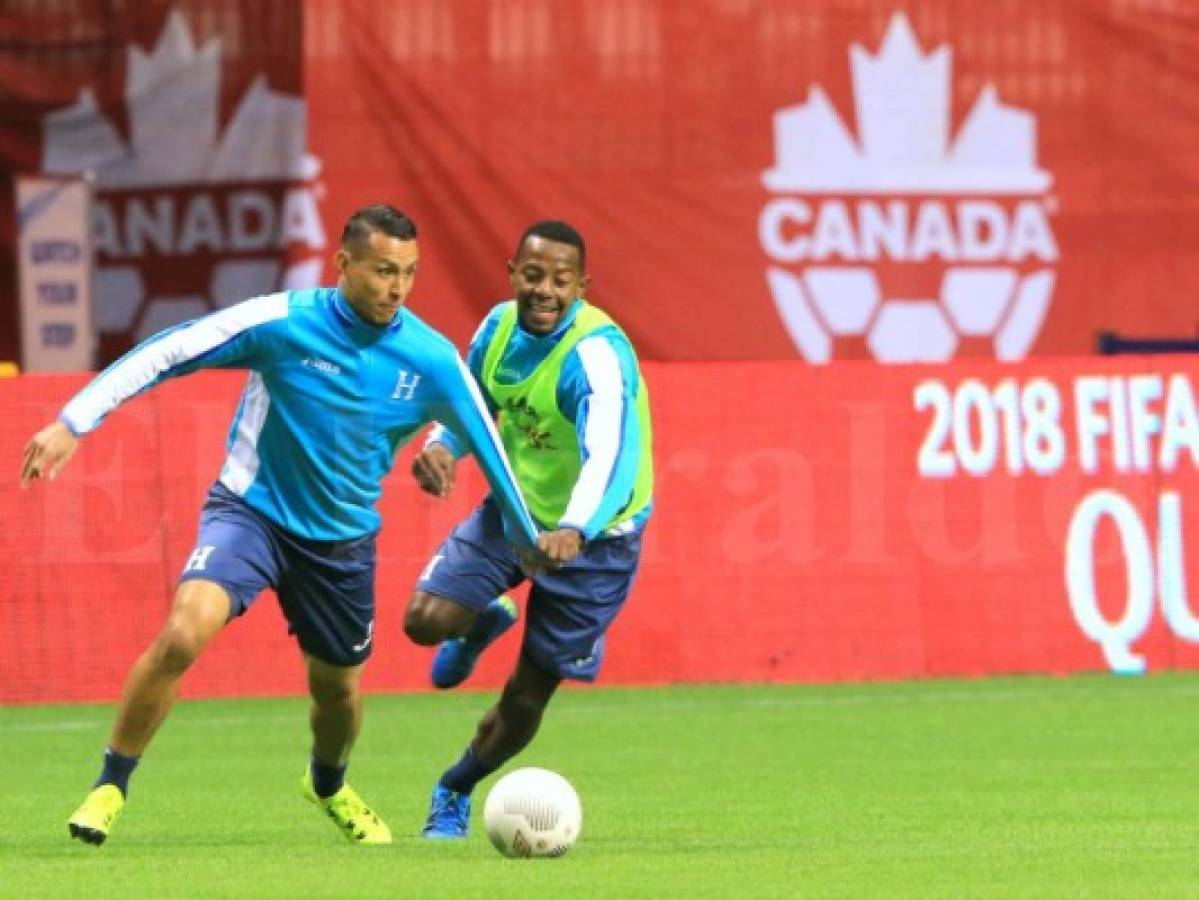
left=537, top=527, right=583, bottom=566
left=411, top=441, right=457, bottom=498
left=20, top=420, right=79, bottom=488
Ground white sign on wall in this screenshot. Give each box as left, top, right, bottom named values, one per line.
left=16, top=175, right=95, bottom=371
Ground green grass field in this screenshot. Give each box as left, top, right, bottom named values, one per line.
left=3, top=675, right=1198, bottom=898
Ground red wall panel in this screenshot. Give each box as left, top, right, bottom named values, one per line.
left=6, top=358, right=1199, bottom=703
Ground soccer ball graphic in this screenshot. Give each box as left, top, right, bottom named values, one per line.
left=765, top=264, right=1056, bottom=363
left=483, top=768, right=582, bottom=858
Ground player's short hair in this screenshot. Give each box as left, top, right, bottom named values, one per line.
left=515, top=220, right=586, bottom=271
left=341, top=204, right=418, bottom=256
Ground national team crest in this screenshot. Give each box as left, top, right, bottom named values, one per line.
left=391, top=370, right=422, bottom=400
left=759, top=13, right=1058, bottom=363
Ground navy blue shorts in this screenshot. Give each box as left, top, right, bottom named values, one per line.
left=179, top=483, right=377, bottom=667
left=417, top=497, right=643, bottom=681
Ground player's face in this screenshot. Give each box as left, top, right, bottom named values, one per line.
left=509, top=237, right=588, bottom=335
left=336, top=230, right=420, bottom=325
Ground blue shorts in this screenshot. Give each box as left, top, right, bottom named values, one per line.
left=417, top=497, right=643, bottom=681
left=179, top=483, right=377, bottom=667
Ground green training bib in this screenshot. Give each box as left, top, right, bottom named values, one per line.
left=480, top=301, right=653, bottom=533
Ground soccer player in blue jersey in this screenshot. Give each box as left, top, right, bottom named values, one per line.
left=19, top=204, right=551, bottom=847
left=403, top=220, right=654, bottom=838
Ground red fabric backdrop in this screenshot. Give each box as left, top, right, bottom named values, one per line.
left=2, top=2, right=1198, bottom=365
left=6, top=357, right=1199, bottom=703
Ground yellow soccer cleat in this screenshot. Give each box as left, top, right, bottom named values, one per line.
left=301, top=770, right=392, bottom=845
left=68, top=784, right=125, bottom=846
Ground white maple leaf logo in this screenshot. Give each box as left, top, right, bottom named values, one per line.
left=42, top=10, right=319, bottom=186
left=763, top=13, right=1049, bottom=194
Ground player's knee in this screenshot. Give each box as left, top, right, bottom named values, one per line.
left=309, top=675, right=356, bottom=707
left=153, top=581, right=228, bottom=673
left=151, top=619, right=206, bottom=673
left=402, top=604, right=441, bottom=646
left=403, top=592, right=461, bottom=645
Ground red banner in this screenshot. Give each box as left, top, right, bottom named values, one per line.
left=5, top=357, right=1199, bottom=703
left=303, top=1, right=1199, bottom=361
left=2, top=3, right=1199, bottom=365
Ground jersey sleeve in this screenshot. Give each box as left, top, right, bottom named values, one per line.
left=59, top=292, right=289, bottom=436
left=556, top=331, right=643, bottom=540
left=424, top=308, right=503, bottom=458
left=428, top=350, right=540, bottom=550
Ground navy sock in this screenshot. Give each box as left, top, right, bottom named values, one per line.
left=310, top=757, right=347, bottom=799
left=439, top=746, right=499, bottom=796
left=95, top=747, right=139, bottom=797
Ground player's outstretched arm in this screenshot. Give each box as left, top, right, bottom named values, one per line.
left=59, top=294, right=285, bottom=439
left=21, top=296, right=284, bottom=490
left=20, top=420, right=79, bottom=487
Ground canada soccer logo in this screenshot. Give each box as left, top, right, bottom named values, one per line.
left=40, top=9, right=324, bottom=355
left=759, top=13, right=1058, bottom=363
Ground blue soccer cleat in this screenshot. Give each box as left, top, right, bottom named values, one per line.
left=422, top=783, right=471, bottom=839
left=431, top=596, right=518, bottom=689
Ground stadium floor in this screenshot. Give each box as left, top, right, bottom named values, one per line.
left=3, top=675, right=1197, bottom=898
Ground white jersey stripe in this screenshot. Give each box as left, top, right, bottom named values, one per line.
left=454, top=355, right=534, bottom=521
left=60, top=292, right=288, bottom=435
left=219, top=372, right=271, bottom=495
left=561, top=336, right=625, bottom=530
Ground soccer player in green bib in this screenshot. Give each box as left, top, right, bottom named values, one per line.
left=404, top=220, right=653, bottom=838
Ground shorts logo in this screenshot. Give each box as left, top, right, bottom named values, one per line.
left=352, top=620, right=374, bottom=654
left=570, top=637, right=604, bottom=670
left=419, top=554, right=443, bottom=582
left=392, top=369, right=422, bottom=401
left=759, top=13, right=1058, bottom=363
left=184, top=545, right=216, bottom=573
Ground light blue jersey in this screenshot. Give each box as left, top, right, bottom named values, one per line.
left=60, top=287, right=538, bottom=545
left=428, top=299, right=651, bottom=540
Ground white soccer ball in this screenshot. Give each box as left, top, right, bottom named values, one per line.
left=483, top=767, right=582, bottom=858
